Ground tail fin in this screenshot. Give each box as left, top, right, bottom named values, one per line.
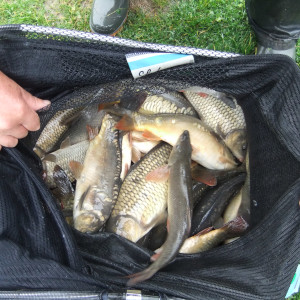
left=126, top=265, right=158, bottom=286
left=224, top=216, right=249, bottom=237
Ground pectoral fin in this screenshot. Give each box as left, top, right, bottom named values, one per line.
left=145, top=165, right=170, bottom=182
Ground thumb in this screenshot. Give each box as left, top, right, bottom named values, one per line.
left=22, top=90, right=51, bottom=112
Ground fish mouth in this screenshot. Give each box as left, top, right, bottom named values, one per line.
left=74, top=211, right=102, bottom=233
left=33, top=145, right=45, bottom=159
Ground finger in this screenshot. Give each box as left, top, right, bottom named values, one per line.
left=4, top=125, right=28, bottom=139
left=0, top=135, right=19, bottom=148
left=22, top=90, right=51, bottom=112
left=21, top=106, right=41, bottom=132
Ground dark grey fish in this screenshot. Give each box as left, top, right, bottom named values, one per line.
left=127, top=130, right=193, bottom=286
left=191, top=172, right=246, bottom=236
left=136, top=222, right=168, bottom=252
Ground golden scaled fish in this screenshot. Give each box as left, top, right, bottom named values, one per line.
left=42, top=139, right=89, bottom=189
left=34, top=107, right=83, bottom=158
left=138, top=94, right=197, bottom=116
left=181, top=87, right=247, bottom=162
left=116, top=113, right=238, bottom=170
left=105, top=142, right=172, bottom=243
left=179, top=216, right=249, bottom=254
left=127, top=130, right=193, bottom=286
left=71, top=113, right=122, bottom=233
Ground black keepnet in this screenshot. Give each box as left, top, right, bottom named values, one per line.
left=0, top=25, right=299, bottom=300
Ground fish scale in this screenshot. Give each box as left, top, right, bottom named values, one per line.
left=182, top=88, right=247, bottom=162
left=34, top=107, right=83, bottom=158
left=116, top=112, right=237, bottom=170
left=72, top=113, right=122, bottom=233
left=138, top=94, right=197, bottom=117
left=42, top=140, right=89, bottom=188
left=106, top=142, right=172, bottom=242
left=127, top=130, right=193, bottom=286
left=183, top=90, right=245, bottom=135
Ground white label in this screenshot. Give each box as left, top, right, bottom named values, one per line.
left=126, top=52, right=195, bottom=79
left=286, top=264, right=300, bottom=298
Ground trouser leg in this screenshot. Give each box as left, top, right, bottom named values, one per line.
left=245, top=0, right=300, bottom=59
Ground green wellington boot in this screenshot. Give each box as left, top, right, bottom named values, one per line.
left=90, top=0, right=130, bottom=35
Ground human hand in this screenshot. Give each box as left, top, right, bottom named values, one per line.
left=0, top=71, right=51, bottom=151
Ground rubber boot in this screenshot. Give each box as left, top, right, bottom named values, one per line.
left=90, top=0, right=130, bottom=35
left=246, top=0, right=300, bottom=60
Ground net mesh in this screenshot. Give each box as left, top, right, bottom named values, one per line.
left=0, top=25, right=299, bottom=300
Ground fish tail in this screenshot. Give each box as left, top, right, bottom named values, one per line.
left=115, top=115, right=135, bottom=131
left=224, top=216, right=249, bottom=236
left=126, top=265, right=159, bottom=286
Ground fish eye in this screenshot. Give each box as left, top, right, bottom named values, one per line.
left=242, top=144, right=247, bottom=150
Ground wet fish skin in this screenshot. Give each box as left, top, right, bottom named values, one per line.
left=120, top=132, right=132, bottom=181
left=132, top=134, right=160, bottom=161
left=224, top=129, right=248, bottom=163
left=116, top=112, right=238, bottom=170
left=60, top=105, right=106, bottom=145
left=53, top=164, right=75, bottom=206
left=191, top=172, right=246, bottom=236
left=106, top=142, right=172, bottom=242
left=52, top=165, right=75, bottom=223
left=182, top=87, right=247, bottom=162
left=192, top=181, right=213, bottom=208
left=191, top=162, right=246, bottom=208
left=138, top=94, right=197, bottom=117
left=42, top=140, right=90, bottom=188
left=224, top=149, right=251, bottom=225
left=127, top=130, right=193, bottom=286
left=146, top=222, right=168, bottom=252
left=72, top=113, right=122, bottom=233
left=136, top=222, right=167, bottom=250
left=34, top=107, right=83, bottom=158
left=180, top=216, right=249, bottom=254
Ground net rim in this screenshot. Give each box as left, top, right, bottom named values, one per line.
left=0, top=24, right=241, bottom=59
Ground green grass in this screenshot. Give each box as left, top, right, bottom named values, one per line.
left=0, top=0, right=299, bottom=62
left=0, top=1, right=299, bottom=299
left=0, top=0, right=92, bottom=31
left=120, top=0, right=256, bottom=55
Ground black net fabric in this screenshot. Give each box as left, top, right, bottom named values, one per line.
left=0, top=25, right=299, bottom=300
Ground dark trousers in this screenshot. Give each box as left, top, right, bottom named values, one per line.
left=246, top=0, right=300, bottom=49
